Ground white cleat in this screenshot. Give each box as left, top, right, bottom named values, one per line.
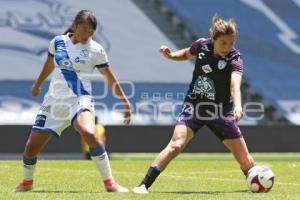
left=132, top=184, right=148, bottom=194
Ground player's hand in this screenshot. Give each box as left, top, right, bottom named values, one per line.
left=123, top=103, right=132, bottom=125
left=233, top=106, right=243, bottom=122
left=31, top=84, right=41, bottom=96
left=160, top=45, right=172, bottom=59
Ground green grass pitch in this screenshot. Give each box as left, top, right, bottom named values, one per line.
left=1, top=153, right=300, bottom=200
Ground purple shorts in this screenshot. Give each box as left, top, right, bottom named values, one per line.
left=176, top=102, right=242, bottom=141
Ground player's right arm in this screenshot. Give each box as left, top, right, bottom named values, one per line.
left=159, top=45, right=193, bottom=61
left=32, top=54, right=55, bottom=96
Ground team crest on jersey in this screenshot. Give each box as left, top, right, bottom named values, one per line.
left=201, top=64, right=213, bottom=73
left=0, top=0, right=110, bottom=69
left=217, top=60, right=227, bottom=70
left=80, top=49, right=90, bottom=57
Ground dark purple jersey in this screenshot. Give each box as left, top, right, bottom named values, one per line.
left=185, top=38, right=243, bottom=104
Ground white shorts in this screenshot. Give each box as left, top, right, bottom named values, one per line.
left=31, top=95, right=95, bottom=137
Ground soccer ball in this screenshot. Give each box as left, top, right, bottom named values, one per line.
left=246, top=165, right=275, bottom=193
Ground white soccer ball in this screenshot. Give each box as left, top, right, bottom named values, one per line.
left=246, top=165, right=275, bottom=193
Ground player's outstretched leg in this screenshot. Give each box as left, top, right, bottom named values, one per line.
left=75, top=111, right=128, bottom=193
left=14, top=132, right=52, bottom=192
left=132, top=166, right=160, bottom=194
left=133, top=125, right=194, bottom=193
left=89, top=145, right=128, bottom=193
left=14, top=156, right=36, bottom=192
left=223, top=137, right=254, bottom=175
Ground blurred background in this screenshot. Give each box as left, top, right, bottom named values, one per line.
left=0, top=0, right=299, bottom=157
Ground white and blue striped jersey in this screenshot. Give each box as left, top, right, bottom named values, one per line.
left=31, top=33, right=109, bottom=136
left=47, top=33, right=109, bottom=98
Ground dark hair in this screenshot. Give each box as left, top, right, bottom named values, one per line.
left=209, top=14, right=238, bottom=40
left=63, top=10, right=97, bottom=35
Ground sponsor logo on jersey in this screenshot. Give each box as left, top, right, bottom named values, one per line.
left=177, top=103, right=194, bottom=122
left=59, top=59, right=73, bottom=68
left=75, top=57, right=86, bottom=64
left=40, top=105, right=51, bottom=113
left=201, top=64, right=213, bottom=73
left=75, top=57, right=80, bottom=63
left=201, top=45, right=210, bottom=52
left=193, top=76, right=216, bottom=100
left=217, top=60, right=227, bottom=70
left=34, top=114, right=47, bottom=127
left=198, top=52, right=205, bottom=59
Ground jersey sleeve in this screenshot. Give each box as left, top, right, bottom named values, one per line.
left=189, top=38, right=206, bottom=56
left=95, top=48, right=109, bottom=68
left=48, top=37, right=55, bottom=57
left=231, top=55, right=244, bottom=75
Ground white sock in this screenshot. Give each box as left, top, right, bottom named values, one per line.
left=23, top=164, right=36, bottom=180
left=91, top=152, right=113, bottom=181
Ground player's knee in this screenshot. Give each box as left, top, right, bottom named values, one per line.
left=168, top=141, right=184, bottom=156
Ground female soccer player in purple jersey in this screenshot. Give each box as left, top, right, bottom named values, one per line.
left=133, top=15, right=255, bottom=193
left=14, top=10, right=131, bottom=193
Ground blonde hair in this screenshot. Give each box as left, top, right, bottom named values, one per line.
left=209, top=14, right=238, bottom=40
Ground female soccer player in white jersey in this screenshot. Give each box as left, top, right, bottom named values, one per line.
left=14, top=10, right=131, bottom=193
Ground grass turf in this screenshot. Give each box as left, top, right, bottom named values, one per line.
left=1, top=153, right=299, bottom=200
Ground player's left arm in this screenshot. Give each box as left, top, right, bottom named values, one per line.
left=231, top=72, right=243, bottom=121
left=98, top=67, right=132, bottom=125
